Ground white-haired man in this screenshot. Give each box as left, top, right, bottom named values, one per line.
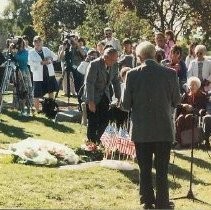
left=84, top=48, right=121, bottom=144
left=123, top=41, right=181, bottom=209
left=102, top=27, right=122, bottom=54
left=188, top=44, right=211, bottom=88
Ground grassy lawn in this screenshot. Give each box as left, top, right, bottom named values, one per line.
left=0, top=94, right=211, bottom=209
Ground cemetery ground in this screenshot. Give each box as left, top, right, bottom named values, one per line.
left=0, top=92, right=211, bottom=209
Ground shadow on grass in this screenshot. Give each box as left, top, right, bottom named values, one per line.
left=33, top=117, right=75, bottom=133
left=173, top=151, right=211, bottom=170
left=167, top=152, right=211, bottom=187
left=120, top=168, right=182, bottom=190
left=2, top=109, right=74, bottom=134
left=0, top=120, right=33, bottom=140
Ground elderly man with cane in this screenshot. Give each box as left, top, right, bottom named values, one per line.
left=123, top=41, right=181, bottom=209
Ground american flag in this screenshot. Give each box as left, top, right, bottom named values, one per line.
left=115, top=128, right=136, bottom=158
left=101, top=126, right=136, bottom=158
left=100, top=125, right=118, bottom=149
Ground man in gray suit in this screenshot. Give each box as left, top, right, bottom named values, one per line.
left=84, top=48, right=121, bottom=144
left=123, top=41, right=181, bottom=209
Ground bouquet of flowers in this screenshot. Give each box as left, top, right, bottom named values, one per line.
left=75, top=141, right=104, bottom=162
left=9, top=138, right=79, bottom=166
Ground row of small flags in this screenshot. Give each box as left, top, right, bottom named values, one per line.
left=100, top=125, right=136, bottom=159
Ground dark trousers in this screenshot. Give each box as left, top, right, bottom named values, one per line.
left=87, top=95, right=110, bottom=143
left=203, top=115, right=211, bottom=142
left=135, top=141, right=171, bottom=209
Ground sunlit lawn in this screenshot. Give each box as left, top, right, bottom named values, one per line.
left=0, top=93, right=211, bottom=209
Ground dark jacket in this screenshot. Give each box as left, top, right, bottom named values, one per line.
left=177, top=90, right=208, bottom=116
left=84, top=57, right=121, bottom=104
left=122, top=59, right=181, bottom=143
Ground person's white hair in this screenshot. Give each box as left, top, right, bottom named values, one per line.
left=187, top=76, right=201, bottom=89
left=194, top=44, right=207, bottom=54
left=136, top=41, right=156, bottom=59
left=104, top=27, right=112, bottom=33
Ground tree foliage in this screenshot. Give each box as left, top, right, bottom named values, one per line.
left=186, top=0, right=211, bottom=45
left=3, top=0, right=36, bottom=30
left=107, top=0, right=154, bottom=42
left=77, top=4, right=107, bottom=46
left=77, top=0, right=154, bottom=47
left=22, top=25, right=37, bottom=46
left=31, top=0, right=85, bottom=44
left=123, top=0, right=193, bottom=39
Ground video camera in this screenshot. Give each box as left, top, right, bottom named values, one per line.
left=10, top=37, right=22, bottom=50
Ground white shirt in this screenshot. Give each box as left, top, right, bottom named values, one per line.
left=188, top=59, right=211, bottom=81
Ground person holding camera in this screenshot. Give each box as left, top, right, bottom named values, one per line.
left=58, top=34, right=86, bottom=97
left=28, top=36, right=58, bottom=113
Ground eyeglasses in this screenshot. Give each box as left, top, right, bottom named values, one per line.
left=105, top=32, right=112, bottom=36
left=196, top=52, right=203, bottom=56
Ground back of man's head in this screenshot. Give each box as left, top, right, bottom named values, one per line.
left=136, top=41, right=156, bottom=61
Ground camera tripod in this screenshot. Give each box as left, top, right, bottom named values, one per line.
left=172, top=114, right=211, bottom=206
left=0, top=56, right=33, bottom=114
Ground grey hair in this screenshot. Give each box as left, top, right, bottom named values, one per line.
left=103, top=47, right=117, bottom=56
left=104, top=27, right=112, bottom=32
left=136, top=41, right=156, bottom=59
left=187, top=76, right=201, bottom=89
left=195, top=44, right=207, bottom=54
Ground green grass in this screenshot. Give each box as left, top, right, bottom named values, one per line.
left=0, top=96, right=211, bottom=209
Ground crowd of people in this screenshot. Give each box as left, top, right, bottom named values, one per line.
left=1, top=27, right=211, bottom=209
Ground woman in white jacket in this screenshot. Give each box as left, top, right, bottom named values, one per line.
left=28, top=36, right=58, bottom=112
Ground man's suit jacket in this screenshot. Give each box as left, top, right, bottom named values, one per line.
left=123, top=59, right=181, bottom=143
left=84, top=57, right=121, bottom=104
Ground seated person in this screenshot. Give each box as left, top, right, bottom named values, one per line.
left=175, top=76, right=208, bottom=146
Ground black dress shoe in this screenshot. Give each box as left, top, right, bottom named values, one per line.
left=205, top=141, right=211, bottom=149
left=155, top=201, right=175, bottom=209
left=168, top=201, right=175, bottom=209
left=142, top=203, right=155, bottom=209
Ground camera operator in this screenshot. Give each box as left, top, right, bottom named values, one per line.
left=58, top=34, right=86, bottom=97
